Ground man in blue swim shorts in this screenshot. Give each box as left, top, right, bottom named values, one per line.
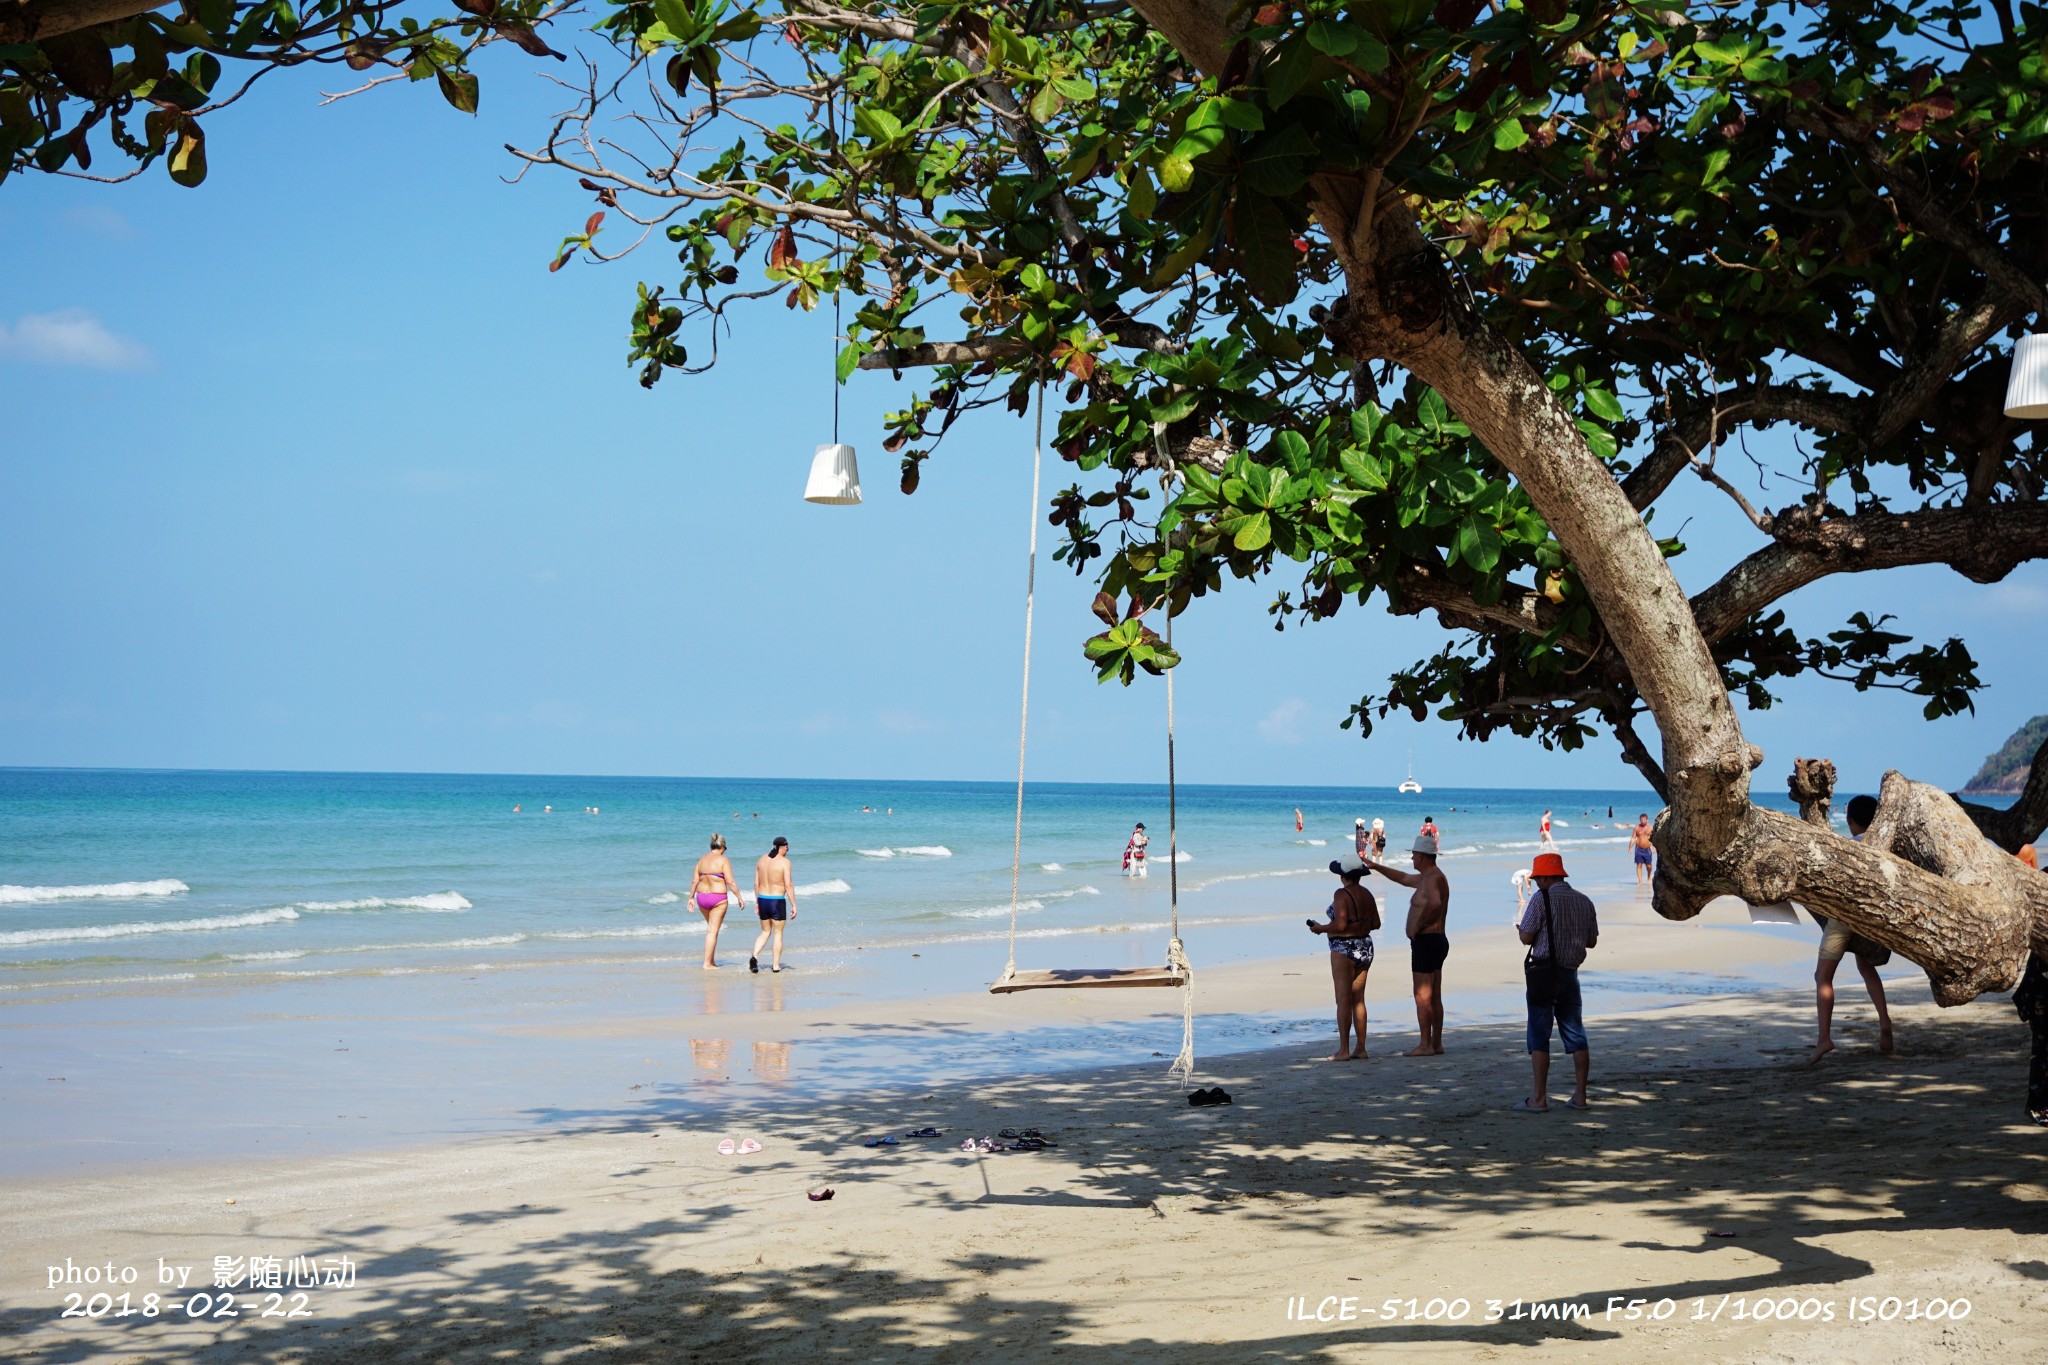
left=1631, top=814, right=1655, bottom=887
left=750, top=836, right=797, bottom=974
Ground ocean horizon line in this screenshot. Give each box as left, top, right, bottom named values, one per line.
left=0, top=763, right=1666, bottom=797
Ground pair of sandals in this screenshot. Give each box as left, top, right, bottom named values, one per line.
left=1187, top=1087, right=1233, bottom=1108
left=999, top=1127, right=1056, bottom=1150
left=716, top=1138, right=763, bottom=1155
left=959, top=1133, right=1050, bottom=1153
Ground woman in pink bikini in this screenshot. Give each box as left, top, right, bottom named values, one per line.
left=690, top=834, right=743, bottom=969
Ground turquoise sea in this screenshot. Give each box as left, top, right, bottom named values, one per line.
left=0, top=768, right=1694, bottom=996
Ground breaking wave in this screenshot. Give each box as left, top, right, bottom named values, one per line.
left=0, top=879, right=188, bottom=905
left=297, top=892, right=471, bottom=912
left=0, top=908, right=299, bottom=947
left=796, top=878, right=852, bottom=896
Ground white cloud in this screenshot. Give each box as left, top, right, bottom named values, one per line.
left=1257, top=697, right=1313, bottom=745
left=0, top=309, right=151, bottom=370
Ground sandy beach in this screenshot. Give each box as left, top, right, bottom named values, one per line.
left=4, top=893, right=2042, bottom=1363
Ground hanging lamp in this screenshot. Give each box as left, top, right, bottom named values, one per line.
left=804, top=441, right=861, bottom=503
left=804, top=85, right=862, bottom=505
left=2004, top=334, right=2048, bottom=419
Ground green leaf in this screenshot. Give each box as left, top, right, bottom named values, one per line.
left=1230, top=192, right=1299, bottom=306
left=1029, top=82, right=1064, bottom=124
left=1583, top=387, right=1625, bottom=423
left=651, top=0, right=697, bottom=43
left=1492, top=118, right=1529, bottom=151
left=1306, top=18, right=1357, bottom=56
left=1274, top=430, right=1311, bottom=473
left=1158, top=151, right=1196, bottom=192
left=854, top=106, right=903, bottom=143
left=1265, top=36, right=1318, bottom=108
left=166, top=122, right=206, bottom=186
left=436, top=67, right=479, bottom=115
left=1231, top=510, right=1273, bottom=552
left=1339, top=447, right=1388, bottom=491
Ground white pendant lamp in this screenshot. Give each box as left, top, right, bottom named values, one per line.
left=803, top=89, right=862, bottom=506
left=804, top=441, right=861, bottom=503
left=2005, top=334, right=2048, bottom=419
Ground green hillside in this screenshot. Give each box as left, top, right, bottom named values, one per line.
left=1963, top=715, right=2048, bottom=794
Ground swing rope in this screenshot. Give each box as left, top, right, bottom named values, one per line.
left=1001, top=383, right=1045, bottom=985
left=1158, top=425, right=1194, bottom=1088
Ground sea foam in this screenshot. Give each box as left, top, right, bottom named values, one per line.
left=796, top=878, right=852, bottom=896
left=645, top=891, right=681, bottom=905
left=0, top=907, right=298, bottom=947
left=297, top=892, right=471, bottom=912
left=0, top=879, right=189, bottom=905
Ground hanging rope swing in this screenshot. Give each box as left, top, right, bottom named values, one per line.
left=990, top=391, right=1195, bottom=1086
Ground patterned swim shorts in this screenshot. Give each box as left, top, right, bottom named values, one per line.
left=1328, top=935, right=1375, bottom=966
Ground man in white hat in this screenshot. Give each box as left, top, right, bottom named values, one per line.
left=1363, top=833, right=1451, bottom=1056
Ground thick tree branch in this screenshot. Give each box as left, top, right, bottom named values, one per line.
left=1867, top=278, right=2028, bottom=448
left=1383, top=562, right=1593, bottom=656
left=1689, top=501, right=2048, bottom=643
left=0, top=0, right=161, bottom=43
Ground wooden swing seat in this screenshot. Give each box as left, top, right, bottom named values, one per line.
left=990, top=965, right=1187, bottom=994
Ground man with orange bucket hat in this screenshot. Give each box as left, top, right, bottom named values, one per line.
left=1513, top=851, right=1599, bottom=1113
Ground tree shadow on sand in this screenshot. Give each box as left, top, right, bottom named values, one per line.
left=4, top=995, right=2043, bottom=1361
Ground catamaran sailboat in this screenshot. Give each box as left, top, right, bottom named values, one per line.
left=1397, top=751, right=1422, bottom=795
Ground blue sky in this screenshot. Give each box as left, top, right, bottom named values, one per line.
left=0, top=46, right=2040, bottom=795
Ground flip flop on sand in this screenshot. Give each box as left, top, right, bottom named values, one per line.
left=863, top=1135, right=899, bottom=1148
left=807, top=1188, right=835, bottom=1202
left=737, top=1138, right=762, bottom=1154
left=903, top=1127, right=942, bottom=1138
left=1565, top=1098, right=1590, bottom=1111
left=1511, top=1099, right=1548, bottom=1113
left=1187, top=1087, right=1233, bottom=1108
left=717, top=1139, right=737, bottom=1155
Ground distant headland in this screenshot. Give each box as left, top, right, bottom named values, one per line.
left=1962, top=715, right=2048, bottom=795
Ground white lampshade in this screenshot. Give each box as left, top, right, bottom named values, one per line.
left=2005, top=334, right=2048, bottom=419
left=803, top=442, right=861, bottom=504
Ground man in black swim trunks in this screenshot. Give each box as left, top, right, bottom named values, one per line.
left=1364, top=833, right=1451, bottom=1055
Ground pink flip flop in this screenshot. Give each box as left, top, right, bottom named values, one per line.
left=737, top=1138, right=763, bottom=1155
left=717, top=1139, right=737, bottom=1156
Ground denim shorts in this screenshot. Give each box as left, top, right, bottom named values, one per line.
left=1526, top=967, right=1586, bottom=1054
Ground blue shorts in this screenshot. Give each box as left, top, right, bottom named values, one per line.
left=1527, top=968, right=1587, bottom=1054
left=1633, top=846, right=1653, bottom=865
left=757, top=896, right=788, bottom=922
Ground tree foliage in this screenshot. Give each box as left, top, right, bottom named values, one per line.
left=9, top=0, right=2047, bottom=795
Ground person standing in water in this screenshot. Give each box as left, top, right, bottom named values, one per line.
left=1630, top=814, right=1655, bottom=887
left=1295, top=807, right=1305, bottom=832
left=1123, top=822, right=1150, bottom=876
left=1365, top=834, right=1452, bottom=1056
left=690, top=834, right=743, bottom=970
left=1539, top=809, right=1556, bottom=851
left=751, top=836, right=797, bottom=974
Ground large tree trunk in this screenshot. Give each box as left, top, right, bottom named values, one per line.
left=1124, top=0, right=2048, bottom=1004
